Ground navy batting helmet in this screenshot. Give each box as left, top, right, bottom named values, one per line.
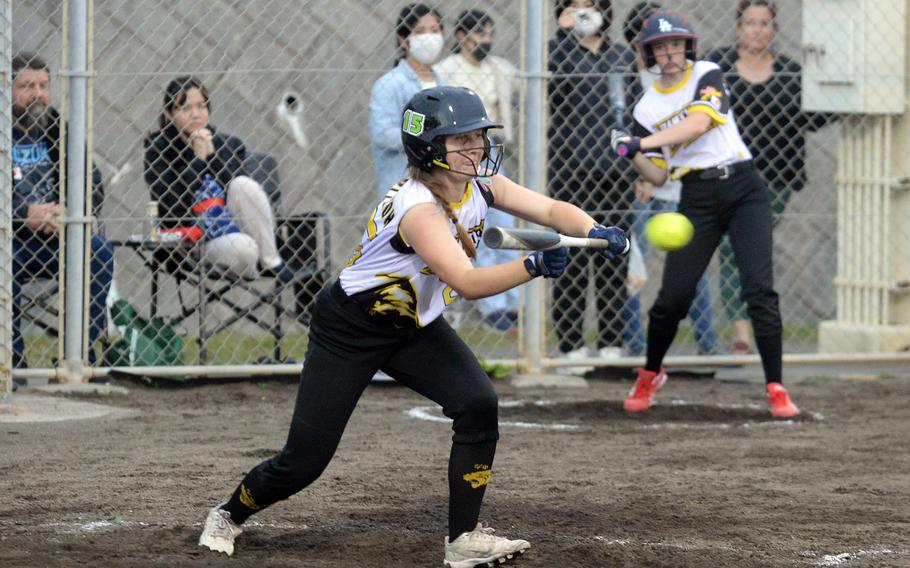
left=401, top=86, right=503, bottom=174
left=638, top=9, right=698, bottom=68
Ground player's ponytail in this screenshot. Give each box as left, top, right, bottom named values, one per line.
left=410, top=167, right=478, bottom=260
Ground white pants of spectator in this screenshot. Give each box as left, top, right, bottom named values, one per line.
left=203, top=176, right=282, bottom=279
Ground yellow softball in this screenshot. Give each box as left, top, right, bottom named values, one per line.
left=644, top=212, right=694, bottom=251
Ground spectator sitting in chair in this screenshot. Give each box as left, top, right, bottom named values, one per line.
left=144, top=76, right=282, bottom=280
left=11, top=52, right=114, bottom=368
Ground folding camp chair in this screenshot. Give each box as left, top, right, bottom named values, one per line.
left=160, top=151, right=331, bottom=364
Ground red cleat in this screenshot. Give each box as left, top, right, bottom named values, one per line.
left=767, top=382, right=800, bottom=418
left=624, top=367, right=667, bottom=412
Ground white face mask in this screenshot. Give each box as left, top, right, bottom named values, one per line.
left=409, top=33, right=444, bottom=64
left=572, top=8, right=604, bottom=39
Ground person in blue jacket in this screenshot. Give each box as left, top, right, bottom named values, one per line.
left=369, top=3, right=445, bottom=200
left=11, top=52, right=113, bottom=368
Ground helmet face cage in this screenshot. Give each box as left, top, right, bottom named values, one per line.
left=439, top=133, right=504, bottom=178
left=401, top=86, right=504, bottom=177
left=638, top=10, right=698, bottom=69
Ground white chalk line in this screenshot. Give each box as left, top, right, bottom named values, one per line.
left=597, top=538, right=910, bottom=564
left=406, top=404, right=580, bottom=431
left=407, top=399, right=824, bottom=431
left=641, top=399, right=824, bottom=430
left=1, top=518, right=305, bottom=535
left=594, top=535, right=738, bottom=552
left=802, top=548, right=910, bottom=566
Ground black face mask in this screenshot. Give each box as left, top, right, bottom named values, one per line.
left=471, top=42, right=493, bottom=62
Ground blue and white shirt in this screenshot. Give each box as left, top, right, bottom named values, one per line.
left=368, top=59, right=443, bottom=197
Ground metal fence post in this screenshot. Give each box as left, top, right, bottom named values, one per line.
left=63, top=0, right=88, bottom=382
left=521, top=0, right=545, bottom=374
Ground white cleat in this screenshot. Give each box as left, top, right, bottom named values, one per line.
left=444, top=523, right=530, bottom=567
left=199, top=504, right=243, bottom=556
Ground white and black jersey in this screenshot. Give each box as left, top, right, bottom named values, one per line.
left=632, top=61, right=752, bottom=180
left=340, top=177, right=492, bottom=328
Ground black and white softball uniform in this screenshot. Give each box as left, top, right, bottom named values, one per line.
left=215, top=174, right=503, bottom=544
left=341, top=177, right=491, bottom=327
left=632, top=59, right=785, bottom=384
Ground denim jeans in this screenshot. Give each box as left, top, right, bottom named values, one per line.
left=12, top=234, right=114, bottom=366
left=475, top=207, right=519, bottom=316
left=475, top=153, right=518, bottom=317
left=623, top=198, right=717, bottom=355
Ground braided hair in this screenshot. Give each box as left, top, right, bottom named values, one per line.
left=410, top=166, right=478, bottom=259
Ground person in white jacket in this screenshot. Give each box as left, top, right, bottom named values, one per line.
left=435, top=9, right=521, bottom=332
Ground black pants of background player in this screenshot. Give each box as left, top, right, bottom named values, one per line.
left=220, top=281, right=500, bottom=542
left=550, top=163, right=632, bottom=354
left=645, top=164, right=784, bottom=382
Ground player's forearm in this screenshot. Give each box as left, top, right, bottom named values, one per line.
left=492, top=176, right=595, bottom=236
left=641, top=112, right=712, bottom=151
left=445, top=260, right=532, bottom=300
left=630, top=155, right=668, bottom=186
left=544, top=200, right=598, bottom=237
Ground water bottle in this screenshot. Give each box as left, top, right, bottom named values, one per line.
left=145, top=200, right=160, bottom=242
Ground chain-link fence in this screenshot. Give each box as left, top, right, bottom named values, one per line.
left=7, top=0, right=910, bottom=380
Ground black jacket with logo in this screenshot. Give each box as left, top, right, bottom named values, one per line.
left=143, top=123, right=246, bottom=229
left=12, top=107, right=105, bottom=240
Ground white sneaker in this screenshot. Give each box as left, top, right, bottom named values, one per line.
left=555, top=347, right=593, bottom=376
left=199, top=505, right=243, bottom=556
left=444, top=523, right=530, bottom=568
left=261, top=255, right=283, bottom=270
left=597, top=346, right=623, bottom=360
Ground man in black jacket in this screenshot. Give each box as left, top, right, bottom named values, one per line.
left=11, top=52, right=113, bottom=367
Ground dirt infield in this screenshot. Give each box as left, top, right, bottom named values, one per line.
left=2, top=371, right=909, bottom=567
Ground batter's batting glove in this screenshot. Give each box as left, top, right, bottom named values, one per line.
left=610, top=129, right=641, bottom=159
left=524, top=247, right=569, bottom=278
left=588, top=223, right=630, bottom=260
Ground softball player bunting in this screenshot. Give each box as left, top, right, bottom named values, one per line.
left=198, top=86, right=630, bottom=567
left=610, top=9, right=800, bottom=419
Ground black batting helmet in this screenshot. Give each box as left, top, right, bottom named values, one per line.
left=401, top=86, right=502, bottom=173
left=638, top=9, right=698, bottom=68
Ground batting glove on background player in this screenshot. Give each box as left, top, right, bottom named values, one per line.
left=588, top=223, right=630, bottom=260
left=524, top=247, right=569, bottom=278
left=610, top=129, right=641, bottom=159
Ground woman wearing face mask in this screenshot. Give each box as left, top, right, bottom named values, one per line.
left=435, top=10, right=516, bottom=145
left=704, top=0, right=832, bottom=355
left=435, top=10, right=521, bottom=333
left=369, top=3, right=445, bottom=201
left=548, top=0, right=637, bottom=372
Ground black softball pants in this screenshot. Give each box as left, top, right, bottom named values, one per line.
left=645, top=167, right=784, bottom=382
left=222, top=281, right=499, bottom=540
